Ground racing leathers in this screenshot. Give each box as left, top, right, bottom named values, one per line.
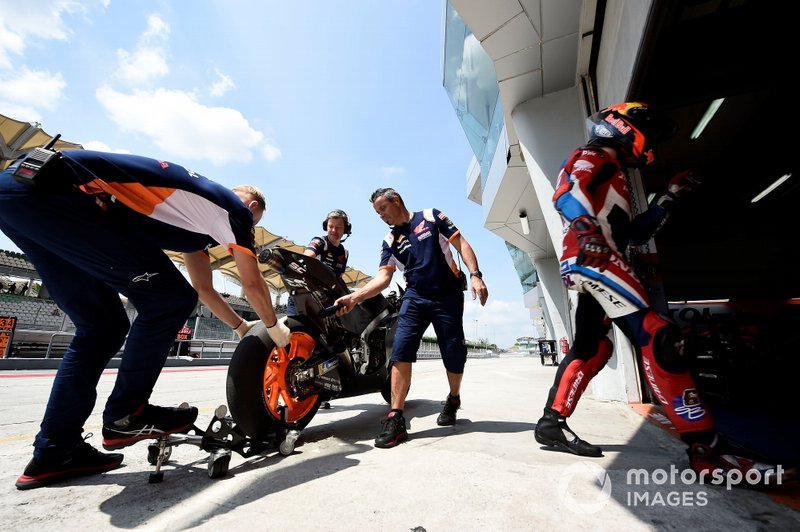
left=545, top=146, right=714, bottom=439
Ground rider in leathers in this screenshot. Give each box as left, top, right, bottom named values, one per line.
left=534, top=102, right=794, bottom=483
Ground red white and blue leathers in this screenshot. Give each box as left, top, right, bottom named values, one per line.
left=546, top=146, right=714, bottom=437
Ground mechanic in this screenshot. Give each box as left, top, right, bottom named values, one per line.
left=334, top=188, right=488, bottom=448
left=0, top=149, right=290, bottom=489
left=287, top=209, right=350, bottom=316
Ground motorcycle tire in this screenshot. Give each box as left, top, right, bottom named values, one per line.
left=379, top=362, right=410, bottom=405
left=226, top=320, right=323, bottom=441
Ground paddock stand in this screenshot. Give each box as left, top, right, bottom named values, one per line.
left=146, top=403, right=301, bottom=483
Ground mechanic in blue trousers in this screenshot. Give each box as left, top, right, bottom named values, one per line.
left=0, top=147, right=290, bottom=489
left=334, top=188, right=488, bottom=448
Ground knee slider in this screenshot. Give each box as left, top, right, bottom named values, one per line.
left=645, top=314, right=689, bottom=374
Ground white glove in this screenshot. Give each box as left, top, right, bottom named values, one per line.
left=234, top=319, right=260, bottom=340
left=266, top=316, right=291, bottom=347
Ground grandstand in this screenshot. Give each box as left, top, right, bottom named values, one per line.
left=0, top=184, right=375, bottom=361
left=0, top=247, right=272, bottom=360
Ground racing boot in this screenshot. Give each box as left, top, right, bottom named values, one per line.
left=688, top=433, right=797, bottom=486
left=534, top=407, right=603, bottom=457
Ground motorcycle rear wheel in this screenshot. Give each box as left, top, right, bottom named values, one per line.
left=226, top=321, right=323, bottom=441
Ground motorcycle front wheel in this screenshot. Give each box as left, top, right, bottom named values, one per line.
left=226, top=321, right=323, bottom=441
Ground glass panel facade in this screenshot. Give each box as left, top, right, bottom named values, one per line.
left=506, top=242, right=538, bottom=293
left=442, top=2, right=504, bottom=188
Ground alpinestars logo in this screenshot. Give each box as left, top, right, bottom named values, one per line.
left=132, top=272, right=160, bottom=283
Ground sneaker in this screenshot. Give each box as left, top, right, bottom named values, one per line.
left=375, top=411, right=408, bottom=448
left=534, top=409, right=602, bottom=457
left=688, top=434, right=797, bottom=486
left=102, top=403, right=198, bottom=450
left=436, top=394, right=461, bottom=426
left=16, top=436, right=123, bottom=490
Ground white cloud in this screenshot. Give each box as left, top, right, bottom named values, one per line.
left=0, top=0, right=104, bottom=68
left=0, top=102, right=41, bottom=123
left=96, top=85, right=280, bottom=166
left=0, top=67, right=66, bottom=108
left=113, top=14, right=170, bottom=86
left=142, top=13, right=169, bottom=41
left=0, top=23, right=25, bottom=69
left=261, top=143, right=282, bottom=161
left=381, top=166, right=404, bottom=176
left=114, top=47, right=169, bottom=86
left=81, top=140, right=131, bottom=154
left=210, top=69, right=235, bottom=97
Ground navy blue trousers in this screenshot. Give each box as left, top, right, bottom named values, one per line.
left=0, top=171, right=197, bottom=460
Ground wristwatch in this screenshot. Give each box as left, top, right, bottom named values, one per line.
left=470, top=270, right=483, bottom=279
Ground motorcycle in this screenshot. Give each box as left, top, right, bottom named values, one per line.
left=225, top=247, right=400, bottom=443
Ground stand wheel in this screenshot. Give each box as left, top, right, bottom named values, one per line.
left=147, top=444, right=172, bottom=465
left=149, top=472, right=164, bottom=483
left=208, top=451, right=231, bottom=479
left=279, top=440, right=294, bottom=456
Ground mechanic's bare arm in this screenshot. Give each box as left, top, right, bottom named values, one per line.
left=183, top=250, right=244, bottom=329
left=231, top=247, right=279, bottom=326
left=451, top=233, right=488, bottom=306
left=334, top=268, right=393, bottom=315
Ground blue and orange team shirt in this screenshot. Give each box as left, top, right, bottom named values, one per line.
left=379, top=208, right=461, bottom=298
left=305, top=236, right=348, bottom=277
left=62, top=150, right=256, bottom=257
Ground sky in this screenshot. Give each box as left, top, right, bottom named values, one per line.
left=0, top=0, right=537, bottom=348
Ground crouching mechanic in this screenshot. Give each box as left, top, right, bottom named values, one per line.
left=335, top=188, right=488, bottom=448
left=0, top=149, right=290, bottom=490
left=534, top=102, right=794, bottom=484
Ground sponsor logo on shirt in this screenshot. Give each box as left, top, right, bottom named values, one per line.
left=413, top=220, right=427, bottom=235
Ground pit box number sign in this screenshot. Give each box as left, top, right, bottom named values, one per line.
left=0, top=316, right=17, bottom=359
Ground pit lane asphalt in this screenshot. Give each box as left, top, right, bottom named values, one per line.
left=1, top=355, right=798, bottom=531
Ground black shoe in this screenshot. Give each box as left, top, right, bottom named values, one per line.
left=436, top=394, right=461, bottom=426
left=534, top=409, right=602, bottom=457
left=688, top=434, right=797, bottom=486
left=16, top=436, right=124, bottom=490
left=102, top=403, right=198, bottom=450
left=375, top=411, right=408, bottom=448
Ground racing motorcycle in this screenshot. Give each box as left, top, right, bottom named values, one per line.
left=225, top=247, right=400, bottom=443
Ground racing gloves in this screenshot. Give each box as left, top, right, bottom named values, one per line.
left=266, top=316, right=291, bottom=347
left=571, top=215, right=611, bottom=271
left=235, top=317, right=291, bottom=348
left=657, top=170, right=700, bottom=210
left=234, top=319, right=260, bottom=340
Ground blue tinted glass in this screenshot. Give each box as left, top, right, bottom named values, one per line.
left=505, top=242, right=538, bottom=293
left=443, top=2, right=503, bottom=189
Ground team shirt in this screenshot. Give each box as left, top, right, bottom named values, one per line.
left=305, top=235, right=348, bottom=277
left=379, top=208, right=461, bottom=299
left=61, top=150, right=256, bottom=257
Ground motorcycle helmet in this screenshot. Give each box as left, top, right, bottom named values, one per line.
left=586, top=102, right=676, bottom=167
